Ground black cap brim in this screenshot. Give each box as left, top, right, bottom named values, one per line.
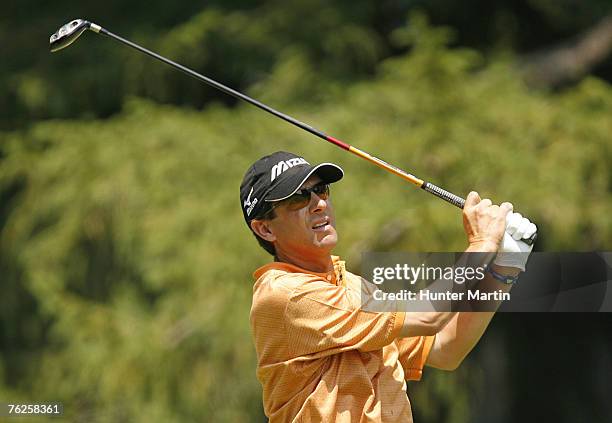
left=265, top=163, right=343, bottom=202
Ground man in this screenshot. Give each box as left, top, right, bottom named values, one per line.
left=240, top=151, right=536, bottom=422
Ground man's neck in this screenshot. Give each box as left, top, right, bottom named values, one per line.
left=275, top=250, right=334, bottom=273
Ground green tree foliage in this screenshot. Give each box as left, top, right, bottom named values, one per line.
left=0, top=0, right=388, bottom=129
left=4, top=1, right=612, bottom=129
left=1, top=14, right=611, bottom=422
left=406, top=0, right=612, bottom=50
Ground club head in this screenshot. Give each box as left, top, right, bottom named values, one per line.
left=50, top=19, right=91, bottom=52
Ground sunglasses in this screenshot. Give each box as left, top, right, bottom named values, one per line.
left=262, top=183, right=330, bottom=217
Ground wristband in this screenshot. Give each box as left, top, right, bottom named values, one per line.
left=487, top=266, right=520, bottom=285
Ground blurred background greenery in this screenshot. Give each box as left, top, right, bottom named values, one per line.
left=1, top=1, right=611, bottom=422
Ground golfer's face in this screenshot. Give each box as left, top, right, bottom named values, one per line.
left=268, top=175, right=338, bottom=257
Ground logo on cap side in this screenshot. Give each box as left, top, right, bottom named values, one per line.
left=270, top=158, right=309, bottom=182
left=244, top=187, right=258, bottom=216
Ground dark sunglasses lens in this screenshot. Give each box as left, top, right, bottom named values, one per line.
left=285, top=183, right=330, bottom=210
left=313, top=184, right=329, bottom=199
left=286, top=192, right=311, bottom=209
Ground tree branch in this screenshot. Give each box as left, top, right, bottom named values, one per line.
left=521, top=15, right=612, bottom=88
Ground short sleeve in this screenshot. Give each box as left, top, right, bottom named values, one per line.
left=284, top=278, right=404, bottom=358
left=395, top=335, right=435, bottom=381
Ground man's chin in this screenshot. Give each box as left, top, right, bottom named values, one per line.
left=316, top=232, right=338, bottom=251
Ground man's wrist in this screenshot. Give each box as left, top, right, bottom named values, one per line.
left=489, top=263, right=521, bottom=277
left=466, top=240, right=499, bottom=253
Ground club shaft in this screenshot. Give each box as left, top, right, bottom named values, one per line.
left=98, top=28, right=333, bottom=141
left=90, top=26, right=544, bottom=243
left=95, top=26, right=453, bottom=201
left=90, top=23, right=536, bottom=244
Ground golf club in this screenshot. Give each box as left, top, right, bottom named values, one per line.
left=50, top=19, right=537, bottom=245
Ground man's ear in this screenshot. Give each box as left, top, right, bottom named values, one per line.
left=250, top=219, right=276, bottom=242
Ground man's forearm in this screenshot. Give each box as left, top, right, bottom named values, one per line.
left=399, top=311, right=457, bottom=338
left=425, top=193, right=534, bottom=370
left=429, top=263, right=518, bottom=369
left=397, top=246, right=517, bottom=340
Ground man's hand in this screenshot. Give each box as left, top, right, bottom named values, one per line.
left=462, top=191, right=513, bottom=252
left=493, top=213, right=537, bottom=271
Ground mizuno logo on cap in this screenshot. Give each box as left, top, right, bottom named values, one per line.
left=270, top=158, right=309, bottom=182
left=244, top=187, right=258, bottom=216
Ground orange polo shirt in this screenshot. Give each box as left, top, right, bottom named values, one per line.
left=250, top=256, right=435, bottom=422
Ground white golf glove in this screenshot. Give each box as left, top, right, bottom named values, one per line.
left=493, top=212, right=537, bottom=271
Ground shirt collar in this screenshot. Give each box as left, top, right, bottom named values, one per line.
left=254, top=255, right=347, bottom=286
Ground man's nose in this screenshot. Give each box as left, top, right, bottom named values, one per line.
left=310, top=193, right=327, bottom=213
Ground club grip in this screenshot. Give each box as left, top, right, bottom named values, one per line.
left=421, top=182, right=537, bottom=245
left=421, top=182, right=466, bottom=208
left=523, top=232, right=537, bottom=245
